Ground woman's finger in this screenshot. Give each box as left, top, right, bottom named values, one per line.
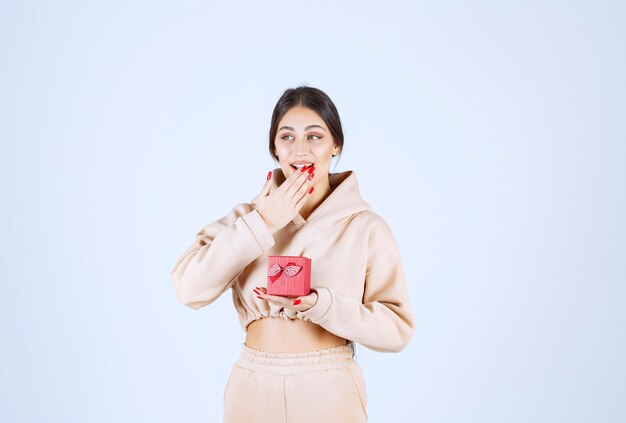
left=258, top=292, right=292, bottom=307
left=261, top=170, right=273, bottom=197
left=285, top=164, right=315, bottom=199
left=255, top=286, right=317, bottom=311
left=294, top=175, right=316, bottom=210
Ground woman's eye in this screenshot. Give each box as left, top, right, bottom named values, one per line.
left=281, top=135, right=294, bottom=140
left=309, top=134, right=321, bottom=140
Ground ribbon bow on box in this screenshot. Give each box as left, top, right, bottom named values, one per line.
left=268, top=263, right=302, bottom=278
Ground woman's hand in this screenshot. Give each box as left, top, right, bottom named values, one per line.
left=253, top=286, right=319, bottom=313
left=256, top=165, right=317, bottom=234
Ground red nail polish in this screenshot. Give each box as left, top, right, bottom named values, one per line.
left=257, top=295, right=263, bottom=299
left=293, top=299, right=301, bottom=305
left=308, top=186, right=314, bottom=194
left=308, top=172, right=314, bottom=180
left=300, top=165, right=308, bottom=172
left=253, top=289, right=259, bottom=295
left=267, top=171, right=272, bottom=180
left=307, top=165, right=315, bottom=173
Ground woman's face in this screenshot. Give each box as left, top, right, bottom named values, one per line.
left=273, top=105, right=340, bottom=180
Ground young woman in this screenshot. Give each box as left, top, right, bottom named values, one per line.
left=171, top=86, right=415, bottom=422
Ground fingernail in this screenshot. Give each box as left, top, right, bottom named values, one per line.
left=308, top=172, right=314, bottom=180
left=293, top=299, right=301, bottom=305
left=308, top=186, right=314, bottom=194
left=300, top=165, right=308, bottom=172
left=257, top=295, right=263, bottom=299
left=307, top=165, right=315, bottom=173
left=267, top=171, right=272, bottom=180
left=253, top=289, right=260, bottom=295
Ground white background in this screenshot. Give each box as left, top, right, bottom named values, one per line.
left=1, top=1, right=624, bottom=422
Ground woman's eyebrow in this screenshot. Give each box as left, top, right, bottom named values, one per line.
left=278, top=125, right=326, bottom=132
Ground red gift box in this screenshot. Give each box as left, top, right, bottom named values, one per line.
left=266, top=256, right=311, bottom=297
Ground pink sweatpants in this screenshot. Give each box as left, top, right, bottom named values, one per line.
left=223, top=342, right=368, bottom=422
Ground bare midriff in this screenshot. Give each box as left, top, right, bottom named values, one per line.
left=245, top=317, right=348, bottom=353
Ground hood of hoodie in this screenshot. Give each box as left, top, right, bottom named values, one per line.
left=250, top=168, right=371, bottom=229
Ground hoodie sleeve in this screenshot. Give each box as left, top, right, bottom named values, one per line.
left=297, top=217, right=416, bottom=353
left=171, top=204, right=275, bottom=310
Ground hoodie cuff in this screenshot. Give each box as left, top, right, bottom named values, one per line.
left=299, top=287, right=333, bottom=322
left=241, top=209, right=275, bottom=252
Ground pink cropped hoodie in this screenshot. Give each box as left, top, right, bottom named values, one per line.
left=171, top=168, right=415, bottom=353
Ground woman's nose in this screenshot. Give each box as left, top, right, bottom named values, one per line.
left=293, top=138, right=310, bottom=154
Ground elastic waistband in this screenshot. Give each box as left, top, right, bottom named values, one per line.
left=236, top=342, right=355, bottom=375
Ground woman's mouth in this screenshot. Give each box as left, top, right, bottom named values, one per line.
left=290, top=163, right=313, bottom=171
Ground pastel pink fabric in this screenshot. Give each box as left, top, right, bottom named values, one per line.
left=223, top=342, right=368, bottom=422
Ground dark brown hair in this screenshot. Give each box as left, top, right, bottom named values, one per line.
left=268, top=85, right=344, bottom=163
